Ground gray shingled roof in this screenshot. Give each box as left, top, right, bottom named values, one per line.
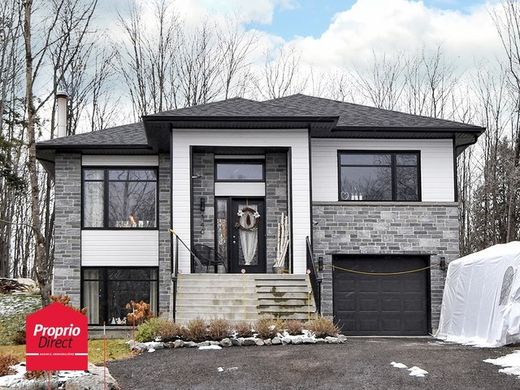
left=37, top=94, right=483, bottom=149
left=148, top=97, right=313, bottom=117
left=37, top=122, right=148, bottom=148
left=266, top=94, right=482, bottom=130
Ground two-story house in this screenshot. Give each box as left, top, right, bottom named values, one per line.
left=36, top=94, right=484, bottom=336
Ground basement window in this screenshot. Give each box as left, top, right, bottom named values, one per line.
left=338, top=151, right=420, bottom=201
left=81, top=267, right=158, bottom=326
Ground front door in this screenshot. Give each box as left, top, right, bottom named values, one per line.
left=215, top=197, right=266, bottom=273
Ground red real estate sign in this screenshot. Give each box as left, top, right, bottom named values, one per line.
left=26, top=302, right=88, bottom=371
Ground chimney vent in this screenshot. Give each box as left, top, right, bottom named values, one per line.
left=56, top=91, right=68, bottom=138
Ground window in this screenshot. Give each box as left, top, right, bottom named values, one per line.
left=338, top=151, right=420, bottom=201
left=81, top=267, right=158, bottom=325
left=82, top=168, right=157, bottom=228
left=215, top=161, right=264, bottom=181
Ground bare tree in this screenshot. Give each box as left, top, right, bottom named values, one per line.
left=23, top=0, right=97, bottom=305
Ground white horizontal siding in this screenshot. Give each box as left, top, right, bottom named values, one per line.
left=311, top=138, right=454, bottom=202
left=82, top=155, right=158, bottom=166
left=81, top=230, right=159, bottom=266
left=172, top=129, right=310, bottom=275
left=214, top=182, right=265, bottom=196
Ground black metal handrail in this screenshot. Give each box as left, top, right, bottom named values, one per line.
left=306, top=236, right=322, bottom=314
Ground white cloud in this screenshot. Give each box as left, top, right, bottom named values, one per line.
left=288, top=0, right=503, bottom=72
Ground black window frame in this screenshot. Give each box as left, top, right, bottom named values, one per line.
left=337, top=150, right=421, bottom=202
left=81, top=166, right=159, bottom=230
left=214, top=160, right=266, bottom=182
left=80, top=266, right=159, bottom=326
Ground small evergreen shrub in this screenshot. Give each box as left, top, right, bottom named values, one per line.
left=135, top=318, right=161, bottom=342
left=304, top=317, right=340, bottom=337
left=208, top=319, right=231, bottom=340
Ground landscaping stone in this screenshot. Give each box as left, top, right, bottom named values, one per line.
left=264, top=339, right=272, bottom=346
left=220, top=338, right=232, bottom=347
left=173, top=340, right=184, bottom=349
left=302, top=337, right=316, bottom=344
left=184, top=341, right=198, bottom=348
left=209, top=341, right=220, bottom=346
left=292, top=337, right=303, bottom=345
left=231, top=338, right=241, bottom=346
left=255, top=339, right=264, bottom=346
left=281, top=336, right=292, bottom=345
left=315, top=338, right=327, bottom=344
left=272, top=337, right=281, bottom=345
left=242, top=337, right=257, bottom=346
left=338, top=335, right=347, bottom=343
left=128, top=341, right=148, bottom=352
left=145, top=341, right=165, bottom=350
left=325, top=337, right=339, bottom=344
left=66, top=364, right=120, bottom=390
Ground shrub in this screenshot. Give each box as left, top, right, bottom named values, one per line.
left=126, top=300, right=153, bottom=326
left=182, top=319, right=207, bottom=341
left=234, top=321, right=253, bottom=338
left=25, top=370, right=53, bottom=380
left=207, top=319, right=231, bottom=340
left=0, top=354, right=19, bottom=377
left=135, top=318, right=161, bottom=342
left=255, top=318, right=280, bottom=339
left=284, top=320, right=303, bottom=335
left=157, top=319, right=184, bottom=342
left=304, top=317, right=340, bottom=338
left=50, top=295, right=87, bottom=315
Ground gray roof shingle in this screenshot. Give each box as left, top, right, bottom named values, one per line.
left=266, top=94, right=482, bottom=129
left=37, top=94, right=483, bottom=149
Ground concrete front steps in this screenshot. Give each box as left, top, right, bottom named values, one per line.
left=175, top=273, right=315, bottom=323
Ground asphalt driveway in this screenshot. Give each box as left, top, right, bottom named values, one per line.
left=108, top=338, right=519, bottom=390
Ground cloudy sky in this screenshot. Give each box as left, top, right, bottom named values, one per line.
left=98, top=0, right=504, bottom=73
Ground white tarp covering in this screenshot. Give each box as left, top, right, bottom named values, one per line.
left=436, top=241, right=520, bottom=347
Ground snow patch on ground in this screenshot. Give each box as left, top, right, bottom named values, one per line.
left=408, top=366, right=429, bottom=377
left=0, top=294, right=40, bottom=317
left=390, top=362, right=428, bottom=377
left=199, top=345, right=222, bottom=350
left=484, top=350, right=520, bottom=378
left=0, top=362, right=87, bottom=388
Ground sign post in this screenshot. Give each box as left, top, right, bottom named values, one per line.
left=26, top=302, right=88, bottom=371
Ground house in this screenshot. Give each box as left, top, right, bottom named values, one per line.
left=36, top=94, right=484, bottom=336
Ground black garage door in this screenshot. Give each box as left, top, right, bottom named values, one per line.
left=333, top=255, right=430, bottom=336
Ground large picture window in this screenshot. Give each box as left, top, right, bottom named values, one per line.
left=338, top=151, right=420, bottom=201
left=81, top=267, right=158, bottom=325
left=82, top=168, right=157, bottom=228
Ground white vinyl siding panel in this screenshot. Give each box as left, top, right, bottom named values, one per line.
left=172, top=129, right=311, bottom=275
left=82, top=155, right=158, bottom=166
left=81, top=230, right=159, bottom=266
left=311, top=138, right=454, bottom=202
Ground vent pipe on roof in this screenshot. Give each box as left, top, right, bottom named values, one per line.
left=56, top=90, right=68, bottom=138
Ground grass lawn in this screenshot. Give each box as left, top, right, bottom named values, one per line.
left=0, top=339, right=134, bottom=365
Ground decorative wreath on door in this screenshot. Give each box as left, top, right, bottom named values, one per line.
left=236, top=207, right=261, bottom=231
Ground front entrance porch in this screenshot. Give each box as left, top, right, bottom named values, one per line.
left=190, top=149, right=289, bottom=274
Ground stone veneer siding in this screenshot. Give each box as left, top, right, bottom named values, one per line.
left=158, top=154, right=172, bottom=315
left=265, top=152, right=288, bottom=270
left=312, top=202, right=459, bottom=331
left=53, top=153, right=82, bottom=307
left=191, top=151, right=288, bottom=273
left=52, top=153, right=172, bottom=317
